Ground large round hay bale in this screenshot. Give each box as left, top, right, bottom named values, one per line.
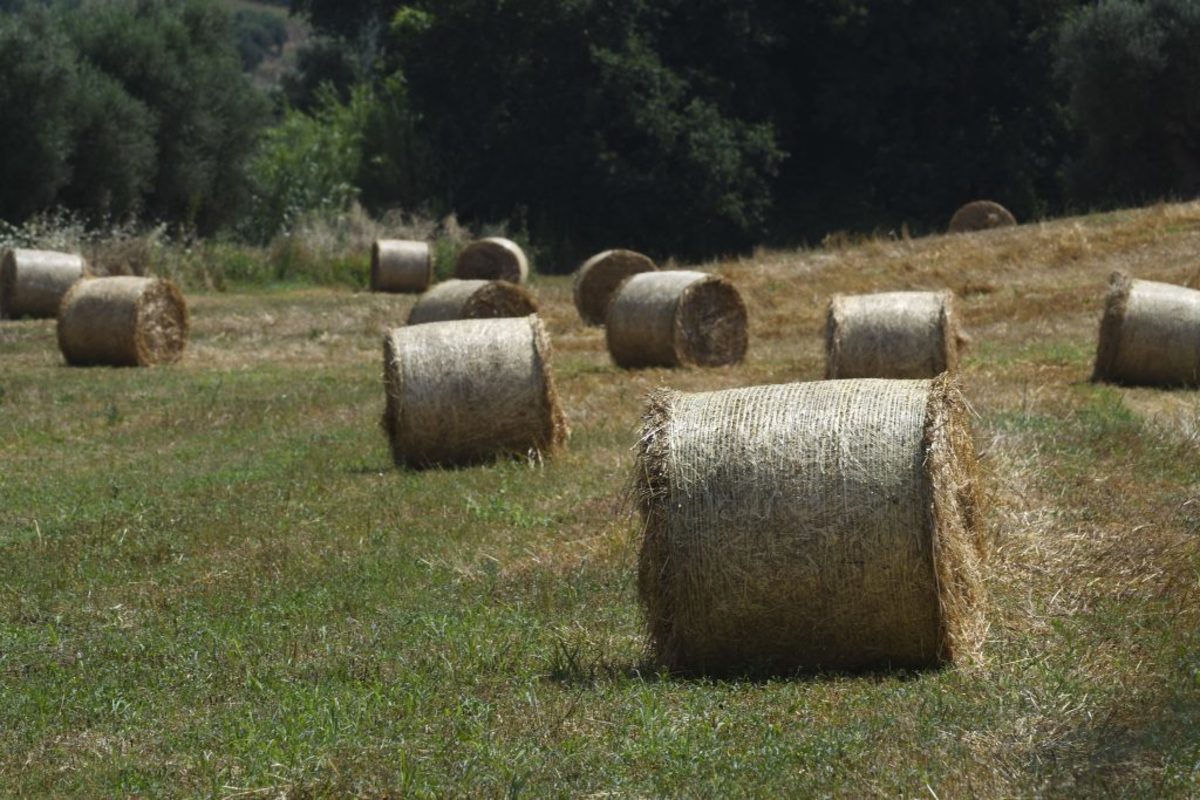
left=57, top=277, right=189, bottom=367
left=606, top=271, right=748, bottom=368
left=948, top=200, right=1017, bottom=233
left=382, top=314, right=568, bottom=467
left=371, top=240, right=431, bottom=293
left=454, top=237, right=529, bottom=284
left=636, top=375, right=986, bottom=675
left=1093, top=272, right=1200, bottom=387
left=0, top=248, right=87, bottom=319
left=826, top=290, right=961, bottom=379
left=406, top=279, right=538, bottom=326
left=572, top=249, right=657, bottom=326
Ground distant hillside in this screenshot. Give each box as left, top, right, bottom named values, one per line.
left=225, top=0, right=310, bottom=89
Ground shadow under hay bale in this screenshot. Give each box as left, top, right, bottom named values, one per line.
left=0, top=248, right=87, bottom=319
left=948, top=200, right=1017, bottom=233
left=454, top=237, right=529, bottom=284
left=57, top=276, right=189, bottom=367
left=371, top=240, right=431, bottom=293
left=606, top=270, right=747, bottom=369
left=381, top=314, right=568, bottom=467
left=1093, top=272, right=1200, bottom=387
left=636, top=375, right=986, bottom=676
left=826, top=290, right=962, bottom=379
left=573, top=249, right=657, bottom=326
left=406, top=279, right=538, bottom=326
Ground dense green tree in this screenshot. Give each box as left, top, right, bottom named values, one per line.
left=233, top=8, right=288, bottom=72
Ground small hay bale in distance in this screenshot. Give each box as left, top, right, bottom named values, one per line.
left=572, top=248, right=657, bottom=326
left=1093, top=272, right=1200, bottom=387
left=381, top=314, right=567, bottom=467
left=0, top=248, right=87, bottom=319
left=57, top=276, right=189, bottom=367
left=636, top=375, right=986, bottom=676
left=454, top=237, right=529, bottom=284
left=371, top=239, right=432, bottom=293
left=406, top=279, right=538, bottom=326
left=826, top=290, right=962, bottom=379
left=948, top=200, right=1017, bottom=233
left=606, top=270, right=748, bottom=368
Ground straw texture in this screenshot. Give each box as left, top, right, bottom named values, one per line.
left=948, top=200, right=1017, bottom=233
left=406, top=279, right=538, bottom=326
left=573, top=249, right=657, bottom=326
left=636, top=375, right=986, bottom=675
left=1093, top=272, right=1200, bottom=387
left=57, top=276, right=189, bottom=367
left=381, top=314, right=568, bottom=467
left=454, top=237, right=529, bottom=284
left=606, top=270, right=748, bottom=368
left=371, top=240, right=432, bottom=293
left=0, top=248, right=86, bottom=319
left=826, top=290, right=961, bottom=379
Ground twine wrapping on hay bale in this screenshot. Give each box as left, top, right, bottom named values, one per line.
left=572, top=249, right=657, bottom=326
left=636, top=375, right=986, bottom=675
left=606, top=270, right=748, bottom=368
left=1093, top=272, right=1200, bottom=387
left=381, top=314, right=568, bottom=467
left=371, top=240, right=432, bottom=293
left=0, top=248, right=87, bottom=319
left=948, top=200, right=1017, bottom=233
left=57, top=276, right=189, bottom=367
left=826, top=290, right=962, bottom=379
left=454, top=237, right=529, bottom=284
left=406, top=279, right=538, bottom=326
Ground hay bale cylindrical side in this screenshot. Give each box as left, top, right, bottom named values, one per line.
left=1093, top=272, right=1200, bottom=387
left=606, top=270, right=748, bottom=368
left=453, top=237, right=529, bottom=284
left=572, top=249, right=657, bottom=326
left=57, top=276, right=189, bottom=367
left=0, top=248, right=87, bottom=319
left=371, top=240, right=432, bottom=293
left=636, top=375, right=986, bottom=676
left=825, top=290, right=961, bottom=379
left=406, top=279, right=538, bottom=326
left=381, top=314, right=568, bottom=467
left=948, top=200, right=1017, bottom=233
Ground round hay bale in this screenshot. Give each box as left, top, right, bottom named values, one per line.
left=406, top=279, right=538, bottom=326
left=572, top=249, right=657, bottom=326
left=948, top=200, right=1017, bottom=233
left=0, top=248, right=87, bottom=319
left=825, top=290, right=962, bottom=379
left=636, top=374, right=986, bottom=676
left=454, top=237, right=529, bottom=284
left=371, top=240, right=432, bottom=293
left=606, top=271, right=748, bottom=368
left=381, top=314, right=568, bottom=467
left=1093, top=272, right=1200, bottom=387
left=57, top=276, right=189, bottom=367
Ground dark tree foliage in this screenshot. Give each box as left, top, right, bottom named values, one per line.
left=233, top=8, right=288, bottom=71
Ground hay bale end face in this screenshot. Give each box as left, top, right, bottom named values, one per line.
left=826, top=290, right=961, bottom=379
left=1093, top=272, right=1200, bottom=387
left=0, top=248, right=87, bottom=319
left=573, top=249, right=657, bottom=326
left=406, top=279, right=538, bottom=326
left=371, top=240, right=431, bottom=293
left=948, top=200, right=1017, bottom=233
left=57, top=276, right=189, bottom=367
left=606, top=270, right=748, bottom=368
left=454, top=237, right=529, bottom=284
left=636, top=375, right=986, bottom=676
left=381, top=314, right=568, bottom=467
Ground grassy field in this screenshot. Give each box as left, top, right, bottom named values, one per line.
left=2, top=203, right=1199, bottom=796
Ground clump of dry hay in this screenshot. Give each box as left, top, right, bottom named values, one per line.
left=606, top=271, right=748, bottom=368
left=57, top=276, right=189, bottom=367
left=454, top=237, right=529, bottom=284
left=1093, top=271, right=1200, bottom=387
left=0, top=248, right=87, bottom=319
left=826, top=290, right=962, bottom=379
left=948, top=200, right=1017, bottom=233
left=636, top=374, right=986, bottom=676
left=371, top=240, right=431, bottom=293
left=572, top=249, right=657, bottom=326
left=406, top=279, right=538, bottom=326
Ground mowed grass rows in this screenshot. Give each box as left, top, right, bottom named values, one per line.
left=2, top=203, right=1200, bottom=796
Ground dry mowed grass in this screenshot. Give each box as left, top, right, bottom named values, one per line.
left=1, top=202, right=1199, bottom=796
